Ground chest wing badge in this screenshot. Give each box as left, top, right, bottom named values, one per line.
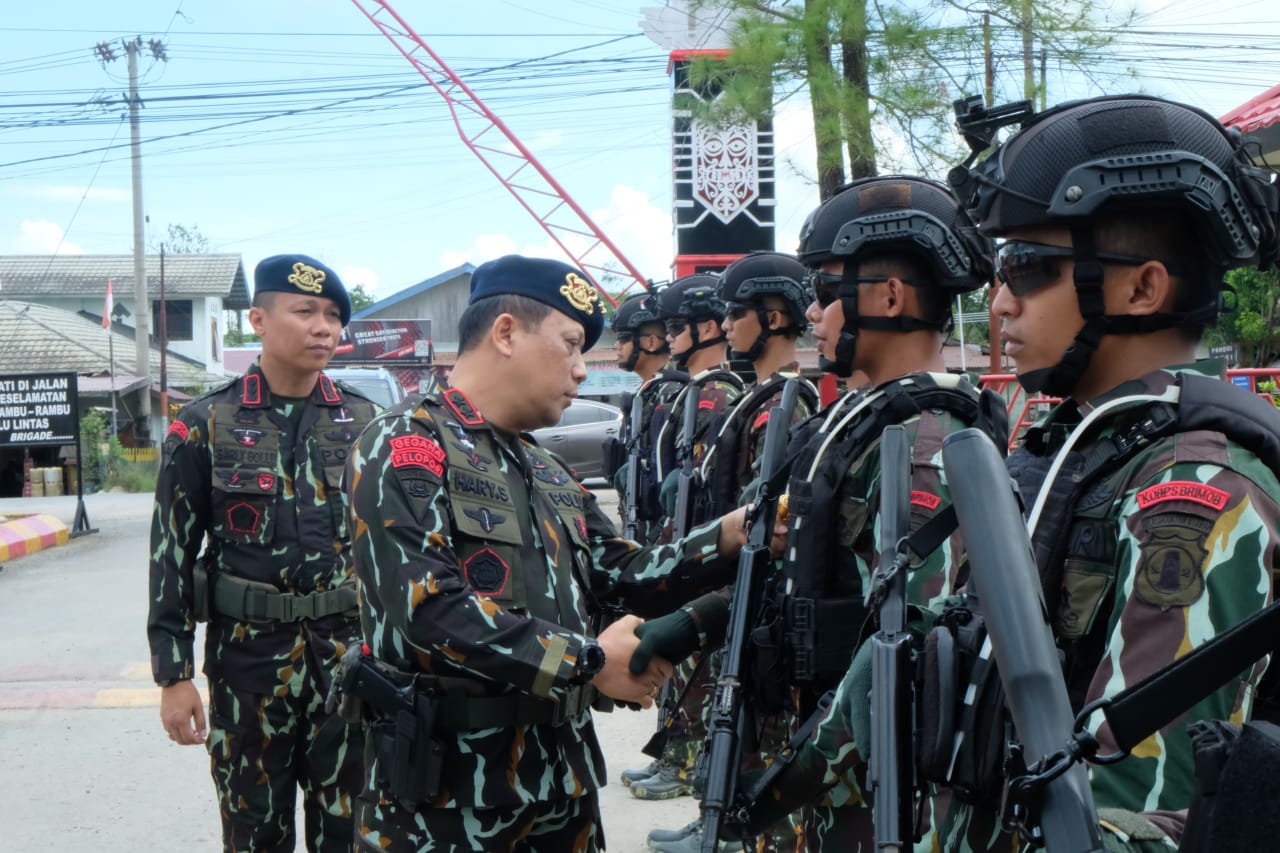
left=464, top=506, right=507, bottom=533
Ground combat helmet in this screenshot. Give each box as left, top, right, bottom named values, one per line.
left=954, top=94, right=1280, bottom=395
left=610, top=291, right=668, bottom=370
left=716, top=252, right=811, bottom=361
left=796, top=175, right=994, bottom=376
left=658, top=273, right=727, bottom=369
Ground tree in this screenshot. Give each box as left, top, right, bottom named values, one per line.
left=349, top=284, right=376, bottom=314
left=688, top=0, right=1133, bottom=199
left=150, top=223, right=210, bottom=254
left=1208, top=267, right=1280, bottom=368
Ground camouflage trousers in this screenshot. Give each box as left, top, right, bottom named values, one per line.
left=657, top=650, right=715, bottom=771
left=207, top=675, right=361, bottom=852
left=935, top=802, right=1177, bottom=852
left=666, top=647, right=802, bottom=852
left=354, top=791, right=603, bottom=852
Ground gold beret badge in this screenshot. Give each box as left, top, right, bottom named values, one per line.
left=288, top=262, right=326, bottom=294
left=560, top=272, right=599, bottom=314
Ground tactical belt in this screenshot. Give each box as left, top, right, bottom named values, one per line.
left=418, top=683, right=595, bottom=731
left=212, top=575, right=358, bottom=622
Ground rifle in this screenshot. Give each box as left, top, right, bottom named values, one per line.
left=699, top=378, right=799, bottom=852
left=622, top=391, right=644, bottom=540
left=942, top=429, right=1106, bottom=853
left=867, top=425, right=917, bottom=850
left=671, top=384, right=701, bottom=541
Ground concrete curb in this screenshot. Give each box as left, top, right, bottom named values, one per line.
left=0, top=512, right=70, bottom=561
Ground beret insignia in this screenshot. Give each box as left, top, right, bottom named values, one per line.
left=288, top=262, right=326, bottom=294
left=561, top=272, right=599, bottom=314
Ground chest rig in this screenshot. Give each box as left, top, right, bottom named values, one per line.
left=202, top=371, right=375, bottom=621
left=750, top=373, right=1008, bottom=714
left=654, top=368, right=745, bottom=483
left=426, top=389, right=596, bottom=635
left=1009, top=372, right=1280, bottom=708
left=698, top=373, right=820, bottom=519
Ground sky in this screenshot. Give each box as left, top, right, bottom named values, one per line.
left=2, top=0, right=1279, bottom=306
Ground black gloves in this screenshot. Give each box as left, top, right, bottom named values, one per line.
left=629, top=608, right=700, bottom=674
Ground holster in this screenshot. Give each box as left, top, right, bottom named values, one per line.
left=372, top=691, right=445, bottom=809
left=192, top=558, right=211, bottom=623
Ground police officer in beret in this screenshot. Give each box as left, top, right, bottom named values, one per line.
left=344, top=254, right=766, bottom=852
left=148, top=253, right=381, bottom=852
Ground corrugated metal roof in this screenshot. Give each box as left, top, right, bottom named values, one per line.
left=1221, top=83, right=1280, bottom=134
left=0, top=253, right=250, bottom=309
left=0, top=301, right=227, bottom=390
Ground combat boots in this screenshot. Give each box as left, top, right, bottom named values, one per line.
left=646, top=818, right=736, bottom=852
left=620, top=757, right=665, bottom=787
left=629, top=760, right=694, bottom=800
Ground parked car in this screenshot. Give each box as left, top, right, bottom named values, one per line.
left=325, top=366, right=406, bottom=410
left=531, top=398, right=622, bottom=481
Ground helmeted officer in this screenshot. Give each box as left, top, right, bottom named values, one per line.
left=149, top=253, right=381, bottom=852
left=934, top=94, right=1280, bottom=852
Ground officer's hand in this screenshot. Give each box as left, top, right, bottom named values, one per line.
left=629, top=609, right=699, bottom=675
left=160, top=680, right=207, bottom=745
left=593, top=615, right=674, bottom=707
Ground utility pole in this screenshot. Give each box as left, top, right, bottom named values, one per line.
left=96, top=36, right=167, bottom=445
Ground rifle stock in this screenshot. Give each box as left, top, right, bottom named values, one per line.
left=942, top=429, right=1106, bottom=853
left=672, top=385, right=701, bottom=541
left=623, top=392, right=644, bottom=540
left=868, top=425, right=916, bottom=850
left=700, top=379, right=799, bottom=851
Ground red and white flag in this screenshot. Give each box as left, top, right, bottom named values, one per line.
left=102, top=279, right=113, bottom=329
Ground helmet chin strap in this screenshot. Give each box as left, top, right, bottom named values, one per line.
left=672, top=322, right=721, bottom=369
left=823, top=267, right=947, bottom=377
left=1015, top=225, right=1214, bottom=397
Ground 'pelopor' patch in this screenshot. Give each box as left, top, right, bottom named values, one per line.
left=389, top=435, right=446, bottom=476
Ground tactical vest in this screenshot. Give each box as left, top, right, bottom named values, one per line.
left=654, top=368, right=745, bottom=483
left=698, top=373, right=820, bottom=518
left=752, top=373, right=1009, bottom=712
left=1008, top=372, right=1280, bottom=709
left=425, top=389, right=596, bottom=636
left=203, top=371, right=376, bottom=622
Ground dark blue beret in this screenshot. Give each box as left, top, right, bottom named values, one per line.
left=469, top=255, right=604, bottom=351
left=254, top=254, right=351, bottom=326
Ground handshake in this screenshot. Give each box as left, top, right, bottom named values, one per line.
left=585, top=608, right=703, bottom=708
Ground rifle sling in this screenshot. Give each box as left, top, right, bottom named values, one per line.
left=1102, top=598, right=1280, bottom=754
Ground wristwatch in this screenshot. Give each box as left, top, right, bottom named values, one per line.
left=571, top=640, right=606, bottom=685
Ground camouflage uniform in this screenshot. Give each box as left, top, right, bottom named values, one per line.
left=345, top=384, right=738, bottom=852
left=645, top=367, right=744, bottom=779
left=148, top=360, right=379, bottom=852
left=615, top=368, right=687, bottom=545
left=754, top=373, right=987, bottom=851
left=938, top=362, right=1280, bottom=851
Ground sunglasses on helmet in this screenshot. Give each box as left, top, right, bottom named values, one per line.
left=996, top=240, right=1167, bottom=296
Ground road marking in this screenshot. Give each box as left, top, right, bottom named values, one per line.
left=0, top=661, right=206, bottom=710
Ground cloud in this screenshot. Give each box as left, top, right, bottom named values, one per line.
left=339, top=264, right=379, bottom=294
left=438, top=233, right=521, bottom=270
left=13, top=221, right=85, bottom=255
left=9, top=185, right=131, bottom=202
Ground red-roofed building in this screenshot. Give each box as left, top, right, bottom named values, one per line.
left=1221, top=83, right=1280, bottom=162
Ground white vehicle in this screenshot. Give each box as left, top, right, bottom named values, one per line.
left=325, top=366, right=406, bottom=410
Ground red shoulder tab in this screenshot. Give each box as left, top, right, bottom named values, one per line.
left=167, top=421, right=190, bottom=441
left=241, top=374, right=261, bottom=406
left=1137, top=481, right=1229, bottom=512
left=318, top=374, right=341, bottom=403
left=911, top=490, right=941, bottom=511
left=698, top=399, right=716, bottom=410
left=752, top=410, right=770, bottom=430
left=389, top=435, right=446, bottom=477
left=443, top=388, right=484, bottom=426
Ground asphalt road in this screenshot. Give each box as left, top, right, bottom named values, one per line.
left=0, top=490, right=696, bottom=852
